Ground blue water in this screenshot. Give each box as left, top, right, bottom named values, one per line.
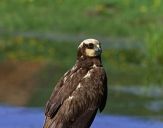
left=0, top=106, right=163, bottom=128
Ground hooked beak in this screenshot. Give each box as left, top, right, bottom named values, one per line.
left=95, top=47, right=102, bottom=55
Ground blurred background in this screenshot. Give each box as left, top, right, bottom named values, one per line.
left=0, top=0, right=163, bottom=126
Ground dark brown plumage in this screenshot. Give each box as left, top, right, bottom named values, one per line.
left=43, top=39, right=108, bottom=128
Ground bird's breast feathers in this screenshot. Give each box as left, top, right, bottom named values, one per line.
left=61, top=64, right=106, bottom=98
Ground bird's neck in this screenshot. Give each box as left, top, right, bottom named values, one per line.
left=76, top=56, right=102, bottom=69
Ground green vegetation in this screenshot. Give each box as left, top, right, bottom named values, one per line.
left=145, top=26, right=163, bottom=65
left=0, top=36, right=76, bottom=66
left=0, top=0, right=163, bottom=117
left=1, top=36, right=163, bottom=85
left=0, top=0, right=163, bottom=64
left=0, top=0, right=162, bottom=37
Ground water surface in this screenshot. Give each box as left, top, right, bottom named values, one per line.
left=0, top=105, right=163, bottom=128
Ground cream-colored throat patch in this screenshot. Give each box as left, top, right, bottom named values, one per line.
left=85, top=48, right=96, bottom=57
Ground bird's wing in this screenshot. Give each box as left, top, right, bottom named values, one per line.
left=44, top=67, right=107, bottom=128
left=45, top=67, right=86, bottom=118
left=44, top=70, right=70, bottom=117
left=44, top=78, right=62, bottom=115
left=99, top=69, right=108, bottom=112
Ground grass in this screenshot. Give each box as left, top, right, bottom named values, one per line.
left=0, top=0, right=163, bottom=64
left=0, top=36, right=163, bottom=85
left=0, top=36, right=76, bottom=65
left=145, top=27, right=163, bottom=65
left=0, top=0, right=162, bottom=37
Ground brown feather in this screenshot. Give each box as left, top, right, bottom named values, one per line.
left=43, top=39, right=108, bottom=128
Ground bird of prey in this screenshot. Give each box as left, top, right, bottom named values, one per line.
left=43, top=39, right=108, bottom=128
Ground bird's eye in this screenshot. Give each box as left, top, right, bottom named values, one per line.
left=87, top=43, right=94, bottom=49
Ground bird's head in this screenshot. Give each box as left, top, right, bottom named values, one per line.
left=77, top=39, right=102, bottom=59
